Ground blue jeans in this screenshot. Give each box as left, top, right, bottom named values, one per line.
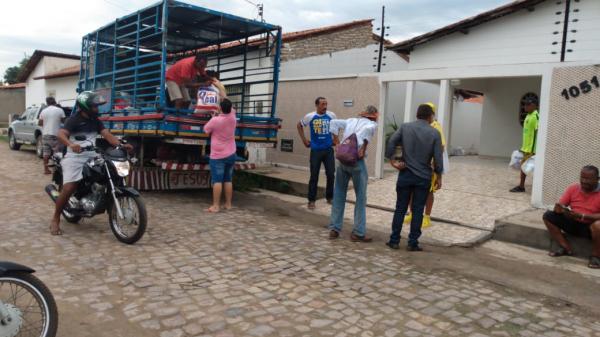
left=329, top=159, right=368, bottom=237
left=209, top=153, right=236, bottom=184
left=389, top=169, right=431, bottom=247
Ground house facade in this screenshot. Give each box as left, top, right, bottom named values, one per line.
left=379, top=0, right=600, bottom=206
left=264, top=19, right=413, bottom=175
left=18, top=50, right=80, bottom=108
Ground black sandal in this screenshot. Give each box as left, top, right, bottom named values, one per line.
left=548, top=247, right=573, bottom=257
left=589, top=256, right=600, bottom=269
left=509, top=186, right=525, bottom=193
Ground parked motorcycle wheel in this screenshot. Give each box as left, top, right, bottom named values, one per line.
left=109, top=195, right=147, bottom=244
left=0, top=271, right=58, bottom=337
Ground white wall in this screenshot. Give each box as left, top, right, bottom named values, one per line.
left=43, top=57, right=79, bottom=75
left=385, top=81, right=407, bottom=125
left=565, top=0, right=600, bottom=62
left=46, top=76, right=78, bottom=107
left=412, top=81, right=439, bottom=116
left=26, top=56, right=80, bottom=107
left=281, top=44, right=408, bottom=78
left=479, top=77, right=541, bottom=157
left=449, top=100, right=483, bottom=154
left=25, top=61, right=46, bottom=107
left=408, top=0, right=562, bottom=70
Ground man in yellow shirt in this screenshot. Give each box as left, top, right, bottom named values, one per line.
left=403, top=102, right=446, bottom=228
left=510, top=98, right=539, bottom=193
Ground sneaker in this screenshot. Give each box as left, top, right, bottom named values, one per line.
left=422, top=215, right=432, bottom=229
left=350, top=233, right=373, bottom=243
left=386, top=242, right=400, bottom=250
left=308, top=202, right=316, bottom=209
left=403, top=213, right=412, bottom=224
left=329, top=230, right=339, bottom=240
left=407, top=245, right=423, bottom=252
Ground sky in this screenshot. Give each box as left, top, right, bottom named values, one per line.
left=0, top=0, right=511, bottom=80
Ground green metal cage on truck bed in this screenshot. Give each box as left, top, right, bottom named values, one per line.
left=78, top=0, right=282, bottom=143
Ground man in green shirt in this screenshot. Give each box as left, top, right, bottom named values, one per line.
left=510, top=97, right=539, bottom=192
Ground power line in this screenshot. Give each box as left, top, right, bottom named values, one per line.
left=101, top=0, right=132, bottom=13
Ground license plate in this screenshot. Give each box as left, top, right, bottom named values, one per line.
left=168, top=171, right=210, bottom=189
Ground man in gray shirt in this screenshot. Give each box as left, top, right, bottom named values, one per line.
left=385, top=104, right=443, bottom=251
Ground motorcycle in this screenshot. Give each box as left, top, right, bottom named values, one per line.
left=0, top=261, right=58, bottom=337
left=45, top=137, right=147, bottom=244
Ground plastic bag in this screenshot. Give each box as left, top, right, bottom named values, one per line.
left=509, top=150, right=523, bottom=170
left=521, top=155, right=535, bottom=176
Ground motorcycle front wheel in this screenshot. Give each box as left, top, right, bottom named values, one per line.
left=108, top=195, right=147, bottom=244
left=0, top=271, right=58, bottom=337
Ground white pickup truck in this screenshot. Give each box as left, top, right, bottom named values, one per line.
left=8, top=105, right=72, bottom=157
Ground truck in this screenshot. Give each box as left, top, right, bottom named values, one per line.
left=8, top=104, right=73, bottom=158
left=78, top=0, right=282, bottom=190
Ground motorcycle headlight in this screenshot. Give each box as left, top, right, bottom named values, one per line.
left=112, top=160, right=130, bottom=177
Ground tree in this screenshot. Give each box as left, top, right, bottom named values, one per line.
left=3, top=56, right=30, bottom=84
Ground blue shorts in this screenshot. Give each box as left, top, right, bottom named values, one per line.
left=209, top=154, right=236, bottom=184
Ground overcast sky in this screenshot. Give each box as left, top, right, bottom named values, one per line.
left=0, top=0, right=511, bottom=79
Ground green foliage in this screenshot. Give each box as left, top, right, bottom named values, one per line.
left=3, top=56, right=30, bottom=84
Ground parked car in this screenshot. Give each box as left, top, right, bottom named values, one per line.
left=8, top=105, right=72, bottom=157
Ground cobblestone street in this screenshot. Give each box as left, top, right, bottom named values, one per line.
left=1, top=145, right=600, bottom=337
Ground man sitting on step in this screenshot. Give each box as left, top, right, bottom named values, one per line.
left=542, top=165, right=600, bottom=269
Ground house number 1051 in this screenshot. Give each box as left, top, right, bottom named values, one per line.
left=561, top=75, right=599, bottom=100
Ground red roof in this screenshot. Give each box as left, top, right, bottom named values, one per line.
left=17, top=50, right=80, bottom=82
left=0, top=83, right=25, bottom=89
left=178, top=19, right=406, bottom=59
left=389, top=0, right=547, bottom=52
left=33, top=65, right=80, bottom=80
left=282, top=19, right=374, bottom=43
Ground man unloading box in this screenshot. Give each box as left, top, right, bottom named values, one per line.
left=166, top=54, right=207, bottom=110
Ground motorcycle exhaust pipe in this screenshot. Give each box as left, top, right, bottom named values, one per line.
left=45, top=185, right=60, bottom=203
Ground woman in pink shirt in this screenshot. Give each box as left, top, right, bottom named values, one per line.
left=204, top=98, right=237, bottom=212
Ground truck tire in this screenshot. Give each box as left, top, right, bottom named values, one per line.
left=8, top=130, right=21, bottom=151
left=36, top=134, right=44, bottom=158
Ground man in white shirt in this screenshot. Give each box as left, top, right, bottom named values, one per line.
left=38, top=97, right=66, bottom=174
left=327, top=105, right=378, bottom=242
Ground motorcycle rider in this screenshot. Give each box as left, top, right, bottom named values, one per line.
left=50, top=91, right=133, bottom=235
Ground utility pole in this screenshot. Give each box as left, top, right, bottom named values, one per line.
left=258, top=3, right=264, bottom=22
left=376, top=6, right=386, bottom=72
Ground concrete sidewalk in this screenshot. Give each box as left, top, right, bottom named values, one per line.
left=495, top=208, right=593, bottom=258
left=246, top=156, right=534, bottom=247
left=252, top=189, right=492, bottom=247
